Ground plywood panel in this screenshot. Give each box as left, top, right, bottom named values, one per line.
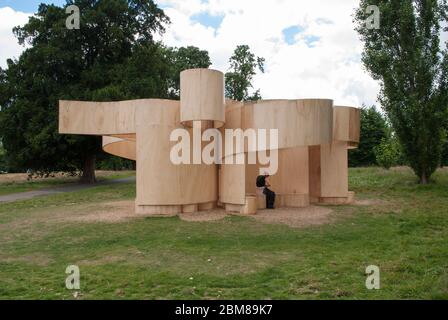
left=308, top=145, right=321, bottom=200
left=135, top=100, right=218, bottom=207
left=136, top=205, right=181, bottom=216
left=241, top=196, right=257, bottom=215
left=221, top=99, right=334, bottom=159
left=249, top=99, right=333, bottom=149
left=320, top=142, right=349, bottom=198
left=59, top=99, right=139, bottom=135
left=180, top=68, right=225, bottom=128
left=245, top=147, right=309, bottom=196
left=271, top=147, right=309, bottom=195
left=333, top=106, right=360, bottom=144
left=219, top=157, right=246, bottom=205
left=277, top=194, right=309, bottom=207
left=102, top=136, right=136, bottom=161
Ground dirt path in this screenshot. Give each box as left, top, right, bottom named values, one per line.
left=67, top=200, right=337, bottom=229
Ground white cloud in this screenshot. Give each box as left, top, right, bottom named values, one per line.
left=1, top=1, right=381, bottom=106
left=157, top=0, right=381, bottom=107
left=0, top=7, right=31, bottom=69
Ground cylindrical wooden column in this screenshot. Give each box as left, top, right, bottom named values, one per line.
left=333, top=106, right=360, bottom=149
left=180, top=68, right=225, bottom=129
left=135, top=100, right=218, bottom=216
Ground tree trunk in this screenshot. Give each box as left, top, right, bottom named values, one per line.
left=80, top=154, right=96, bottom=184
left=419, top=172, right=429, bottom=185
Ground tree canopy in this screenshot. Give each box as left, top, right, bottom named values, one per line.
left=349, top=106, right=389, bottom=167
left=164, top=46, right=212, bottom=98
left=0, top=0, right=211, bottom=182
left=354, top=0, right=448, bottom=183
left=225, top=45, right=265, bottom=101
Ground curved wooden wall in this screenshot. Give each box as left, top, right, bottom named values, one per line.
left=59, top=98, right=218, bottom=215
left=59, top=99, right=138, bottom=135
left=308, top=105, right=359, bottom=204
left=135, top=100, right=218, bottom=214
left=102, top=136, right=136, bottom=161
left=180, top=68, right=225, bottom=128
left=333, top=106, right=360, bottom=148
left=219, top=98, right=334, bottom=207
left=221, top=99, right=333, bottom=157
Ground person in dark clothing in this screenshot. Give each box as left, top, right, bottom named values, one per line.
left=256, top=174, right=276, bottom=209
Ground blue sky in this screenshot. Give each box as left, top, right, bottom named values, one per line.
left=282, top=25, right=303, bottom=45
left=0, top=0, right=66, bottom=12
left=282, top=25, right=320, bottom=47
left=191, top=12, right=224, bottom=30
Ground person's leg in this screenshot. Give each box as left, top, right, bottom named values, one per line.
left=264, top=188, right=276, bottom=209
left=269, top=190, right=276, bottom=209
left=263, top=188, right=269, bottom=208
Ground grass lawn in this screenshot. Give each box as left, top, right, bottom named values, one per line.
left=0, top=167, right=447, bottom=299
left=0, top=171, right=135, bottom=196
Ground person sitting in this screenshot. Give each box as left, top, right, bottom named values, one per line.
left=256, top=174, right=276, bottom=209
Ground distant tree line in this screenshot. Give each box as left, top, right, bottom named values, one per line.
left=349, top=105, right=448, bottom=170
left=350, top=106, right=404, bottom=169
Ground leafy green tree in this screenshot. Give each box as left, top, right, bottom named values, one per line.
left=97, top=155, right=134, bottom=171
left=349, top=106, right=389, bottom=167
left=442, top=129, right=448, bottom=167
left=225, top=45, right=265, bottom=101
left=0, top=141, right=6, bottom=172
left=0, top=0, right=169, bottom=183
left=354, top=0, right=448, bottom=184
left=164, top=46, right=212, bottom=98
left=90, top=42, right=172, bottom=101
left=374, top=136, right=402, bottom=170
left=442, top=143, right=448, bottom=167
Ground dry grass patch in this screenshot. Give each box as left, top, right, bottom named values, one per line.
left=0, top=253, right=53, bottom=267
left=179, top=209, right=228, bottom=222
left=0, top=171, right=134, bottom=184
left=68, top=201, right=137, bottom=223
left=252, top=206, right=335, bottom=228
left=65, top=201, right=339, bottom=229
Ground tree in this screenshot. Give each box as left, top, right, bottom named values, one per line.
left=354, top=0, right=448, bottom=184
left=163, top=46, right=212, bottom=98
left=0, top=141, right=6, bottom=172
left=225, top=45, right=265, bottom=101
left=0, top=0, right=170, bottom=183
left=442, top=117, right=448, bottom=167
left=442, top=128, right=448, bottom=167
left=349, top=106, right=389, bottom=167
left=374, top=136, right=402, bottom=170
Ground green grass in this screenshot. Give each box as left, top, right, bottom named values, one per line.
left=0, top=167, right=447, bottom=299
left=0, top=171, right=135, bottom=196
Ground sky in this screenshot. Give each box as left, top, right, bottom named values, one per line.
left=0, top=0, right=421, bottom=108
